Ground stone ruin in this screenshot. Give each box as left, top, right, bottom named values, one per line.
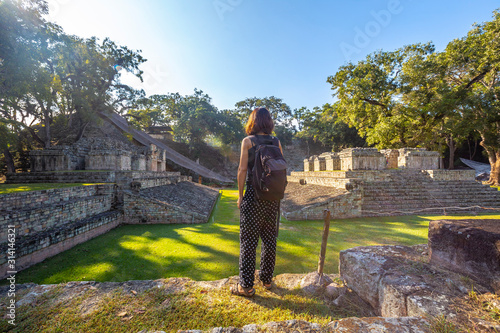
left=1, top=113, right=230, bottom=280
left=29, top=137, right=169, bottom=173
left=304, top=147, right=440, bottom=172
left=283, top=147, right=500, bottom=220
left=334, top=218, right=500, bottom=331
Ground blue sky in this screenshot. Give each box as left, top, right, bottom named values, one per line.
left=45, top=0, right=499, bottom=112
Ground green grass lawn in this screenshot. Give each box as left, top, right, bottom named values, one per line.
left=14, top=190, right=500, bottom=285
left=0, top=183, right=103, bottom=195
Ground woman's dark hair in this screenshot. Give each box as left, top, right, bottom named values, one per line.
left=244, top=107, right=274, bottom=135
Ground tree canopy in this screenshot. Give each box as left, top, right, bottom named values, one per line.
left=327, top=9, right=500, bottom=183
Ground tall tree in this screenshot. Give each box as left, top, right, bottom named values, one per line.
left=442, top=10, right=500, bottom=183
left=127, top=90, right=243, bottom=146
left=327, top=43, right=437, bottom=149
left=234, top=96, right=293, bottom=127
left=0, top=0, right=145, bottom=149
left=297, top=104, right=366, bottom=151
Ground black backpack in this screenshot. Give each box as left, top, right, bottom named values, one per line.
left=250, top=135, right=288, bottom=201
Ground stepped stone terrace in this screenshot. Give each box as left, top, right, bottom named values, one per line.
left=282, top=147, right=500, bottom=220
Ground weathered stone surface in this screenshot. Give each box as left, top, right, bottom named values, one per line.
left=281, top=182, right=360, bottom=221
left=304, top=157, right=315, bottom=172
left=314, top=156, right=327, bottom=171
left=328, top=317, right=430, bottom=333
left=300, top=272, right=333, bottom=294
left=397, top=148, right=439, bottom=170
left=406, top=292, right=456, bottom=318
left=338, top=148, right=386, bottom=171
left=325, top=283, right=344, bottom=300
left=428, top=219, right=500, bottom=292
left=123, top=181, right=219, bottom=224
left=339, top=245, right=490, bottom=317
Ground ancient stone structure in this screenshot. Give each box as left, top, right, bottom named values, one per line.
left=0, top=171, right=220, bottom=280
left=146, top=125, right=173, bottom=141
left=313, top=155, right=326, bottom=171
left=428, top=219, right=500, bottom=292
left=123, top=181, right=219, bottom=225
left=303, top=156, right=314, bottom=172
left=289, top=146, right=500, bottom=220
left=30, top=147, right=75, bottom=172
left=30, top=137, right=166, bottom=173
left=24, top=112, right=232, bottom=184
left=398, top=148, right=440, bottom=170
left=380, top=149, right=399, bottom=169
left=323, top=152, right=341, bottom=171
left=303, top=147, right=441, bottom=172
left=339, top=148, right=386, bottom=171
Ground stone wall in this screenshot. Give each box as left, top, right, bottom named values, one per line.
left=313, top=156, right=326, bottom=171
left=283, top=188, right=362, bottom=220
left=339, top=148, right=386, bottom=171
left=289, top=170, right=420, bottom=189
left=29, top=138, right=169, bottom=173
left=86, top=150, right=132, bottom=170
left=5, top=170, right=184, bottom=186
left=303, top=147, right=441, bottom=172
left=0, top=184, right=120, bottom=279
left=0, top=185, right=116, bottom=240
left=123, top=192, right=208, bottom=224
left=303, top=157, right=314, bottom=172
left=30, top=149, right=74, bottom=172
left=0, top=211, right=122, bottom=278
left=380, top=149, right=399, bottom=169
left=323, top=153, right=341, bottom=171
left=132, top=174, right=191, bottom=189
left=398, top=148, right=439, bottom=170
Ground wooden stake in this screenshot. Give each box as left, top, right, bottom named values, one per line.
left=317, top=209, right=331, bottom=277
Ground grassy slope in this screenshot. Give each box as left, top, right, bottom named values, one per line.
left=15, top=190, right=500, bottom=285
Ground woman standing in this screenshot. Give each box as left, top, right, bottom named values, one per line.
left=231, top=107, right=283, bottom=297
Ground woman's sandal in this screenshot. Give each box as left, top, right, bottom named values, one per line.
left=231, top=283, right=255, bottom=297
left=263, top=281, right=272, bottom=290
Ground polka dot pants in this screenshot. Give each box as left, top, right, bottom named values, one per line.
left=239, top=185, right=279, bottom=289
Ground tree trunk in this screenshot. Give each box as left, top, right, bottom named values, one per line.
left=479, top=136, right=500, bottom=185
left=488, top=151, right=500, bottom=186
left=26, top=126, right=46, bottom=147
left=3, top=148, right=15, bottom=173
left=447, top=135, right=455, bottom=170
left=44, top=114, right=51, bottom=148
left=75, top=122, right=89, bottom=142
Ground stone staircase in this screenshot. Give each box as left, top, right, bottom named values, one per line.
left=360, top=170, right=500, bottom=216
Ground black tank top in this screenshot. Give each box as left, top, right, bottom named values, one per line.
left=246, top=135, right=278, bottom=185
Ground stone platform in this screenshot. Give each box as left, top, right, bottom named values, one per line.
left=282, top=169, right=500, bottom=219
